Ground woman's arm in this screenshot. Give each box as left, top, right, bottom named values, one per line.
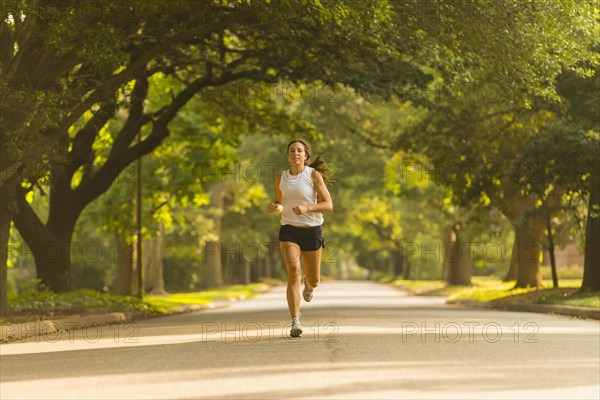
left=266, top=173, right=283, bottom=214
left=309, top=169, right=333, bottom=212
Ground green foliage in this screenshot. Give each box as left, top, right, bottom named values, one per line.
left=163, top=249, right=203, bottom=292
left=540, top=265, right=584, bottom=280
left=7, top=280, right=160, bottom=318
left=70, top=262, right=107, bottom=292
left=556, top=47, right=600, bottom=132
left=514, top=124, right=600, bottom=198
left=6, top=273, right=17, bottom=294
left=538, top=290, right=600, bottom=308
left=442, top=277, right=584, bottom=302
left=370, top=271, right=394, bottom=283
left=5, top=0, right=600, bottom=299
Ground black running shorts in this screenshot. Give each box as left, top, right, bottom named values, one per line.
left=278, top=224, right=325, bottom=251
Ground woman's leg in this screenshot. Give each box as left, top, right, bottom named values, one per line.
left=280, top=241, right=302, bottom=319
left=301, top=247, right=322, bottom=291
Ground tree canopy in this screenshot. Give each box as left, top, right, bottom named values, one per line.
left=2, top=0, right=599, bottom=315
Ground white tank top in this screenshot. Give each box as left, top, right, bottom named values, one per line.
left=279, top=166, right=324, bottom=227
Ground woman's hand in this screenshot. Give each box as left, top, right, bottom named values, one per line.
left=267, top=202, right=283, bottom=214
left=292, top=205, right=309, bottom=215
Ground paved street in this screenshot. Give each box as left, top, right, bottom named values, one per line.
left=1, top=281, right=599, bottom=399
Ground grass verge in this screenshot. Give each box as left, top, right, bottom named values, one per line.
left=391, top=276, right=599, bottom=308
left=3, top=283, right=270, bottom=324
left=145, top=283, right=268, bottom=313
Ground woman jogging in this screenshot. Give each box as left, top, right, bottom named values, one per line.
left=266, top=139, right=333, bottom=337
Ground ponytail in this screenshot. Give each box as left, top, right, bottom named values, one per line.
left=308, top=155, right=334, bottom=184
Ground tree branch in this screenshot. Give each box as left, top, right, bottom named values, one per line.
left=74, top=68, right=266, bottom=208
left=69, top=102, right=115, bottom=168
left=108, top=74, right=151, bottom=160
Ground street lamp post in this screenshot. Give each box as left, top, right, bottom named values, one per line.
left=136, top=130, right=144, bottom=300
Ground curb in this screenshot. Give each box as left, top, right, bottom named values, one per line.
left=0, top=311, right=143, bottom=343
left=0, top=303, right=226, bottom=343
left=0, top=285, right=272, bottom=343
left=450, top=300, right=600, bottom=320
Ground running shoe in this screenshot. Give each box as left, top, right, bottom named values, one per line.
left=302, top=276, right=313, bottom=302
left=290, top=318, right=302, bottom=337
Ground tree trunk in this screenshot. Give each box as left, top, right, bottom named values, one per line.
left=390, top=247, right=404, bottom=277
left=446, top=223, right=472, bottom=286
left=250, top=259, right=262, bottom=283
left=442, top=225, right=453, bottom=281
left=582, top=182, right=600, bottom=291
left=202, top=183, right=225, bottom=288
left=242, top=258, right=251, bottom=286
left=498, top=176, right=532, bottom=283
left=0, top=211, right=12, bottom=318
left=143, top=223, right=165, bottom=294
left=36, top=235, right=73, bottom=292
left=503, top=244, right=518, bottom=281
left=269, top=234, right=284, bottom=279
left=112, top=239, right=136, bottom=295
left=264, top=254, right=272, bottom=279
left=387, top=248, right=395, bottom=278
left=498, top=189, right=542, bottom=286
left=13, top=187, right=76, bottom=292
left=0, top=211, right=11, bottom=318
left=546, top=210, right=559, bottom=288
left=513, top=217, right=545, bottom=288
left=0, top=175, right=19, bottom=318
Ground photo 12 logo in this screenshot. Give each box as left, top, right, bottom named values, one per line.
left=399, top=161, right=503, bottom=185
left=1, top=322, right=139, bottom=344
left=401, top=321, right=540, bottom=344
left=200, top=321, right=339, bottom=343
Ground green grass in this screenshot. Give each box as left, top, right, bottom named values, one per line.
left=391, top=276, right=598, bottom=309
left=541, top=293, right=599, bottom=308
left=508, top=288, right=600, bottom=308
left=145, top=283, right=268, bottom=313
left=5, top=287, right=161, bottom=323
left=4, top=282, right=269, bottom=323
left=539, top=265, right=583, bottom=280
left=444, top=277, right=584, bottom=303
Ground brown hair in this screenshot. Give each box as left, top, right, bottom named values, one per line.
left=287, top=139, right=334, bottom=183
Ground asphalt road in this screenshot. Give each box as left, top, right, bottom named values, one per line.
left=1, top=281, right=599, bottom=399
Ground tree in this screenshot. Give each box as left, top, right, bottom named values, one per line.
left=555, top=50, right=600, bottom=291
left=7, top=0, right=419, bottom=295
left=1, top=0, right=255, bottom=313
left=380, top=0, right=599, bottom=288
left=1, top=0, right=150, bottom=316
left=513, top=125, right=599, bottom=288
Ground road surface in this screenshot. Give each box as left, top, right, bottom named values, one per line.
left=1, top=281, right=599, bottom=399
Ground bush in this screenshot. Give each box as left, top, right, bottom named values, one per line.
left=163, top=249, right=203, bottom=292
left=71, top=262, right=107, bottom=291
left=370, top=271, right=393, bottom=283
left=320, top=260, right=339, bottom=278
left=7, top=271, right=17, bottom=294
left=7, top=280, right=160, bottom=319
left=540, top=264, right=584, bottom=280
